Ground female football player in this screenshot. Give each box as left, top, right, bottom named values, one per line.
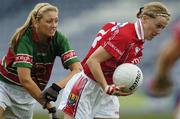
left=43, top=2, right=171, bottom=119
left=0, top=3, right=82, bottom=119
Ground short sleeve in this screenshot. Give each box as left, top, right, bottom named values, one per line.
left=102, top=30, right=128, bottom=60
left=13, top=36, right=33, bottom=68
left=96, top=22, right=117, bottom=37
left=55, top=32, right=79, bottom=69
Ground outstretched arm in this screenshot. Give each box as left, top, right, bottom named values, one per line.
left=42, top=61, right=82, bottom=102
left=56, top=62, right=82, bottom=88
left=17, top=67, right=53, bottom=109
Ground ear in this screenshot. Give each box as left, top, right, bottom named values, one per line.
left=141, top=15, right=150, bottom=24
left=141, top=15, right=149, bottom=21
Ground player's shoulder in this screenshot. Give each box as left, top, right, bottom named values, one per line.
left=101, top=21, right=130, bottom=33
left=106, top=21, right=132, bottom=30
left=101, top=22, right=117, bottom=30
left=100, top=21, right=133, bottom=39
left=21, top=27, right=32, bottom=39
left=54, top=30, right=63, bottom=37
left=19, top=27, right=33, bottom=44
left=103, top=21, right=128, bottom=28
left=54, top=31, right=68, bottom=41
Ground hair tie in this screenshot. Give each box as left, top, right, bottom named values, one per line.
left=140, top=7, right=144, bottom=12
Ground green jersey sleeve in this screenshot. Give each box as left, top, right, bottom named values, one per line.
left=13, top=31, right=33, bottom=68
left=55, top=32, right=79, bottom=69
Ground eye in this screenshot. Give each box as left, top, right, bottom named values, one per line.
left=46, top=18, right=58, bottom=24
left=55, top=18, right=59, bottom=23
left=46, top=19, right=52, bottom=24
left=156, top=24, right=161, bottom=28
left=156, top=24, right=165, bottom=29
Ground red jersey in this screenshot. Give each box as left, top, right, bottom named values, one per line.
left=81, top=19, right=145, bottom=84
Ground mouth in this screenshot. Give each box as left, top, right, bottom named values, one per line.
left=150, top=34, right=157, bottom=39
left=49, top=29, right=56, bottom=34
left=146, top=36, right=154, bottom=41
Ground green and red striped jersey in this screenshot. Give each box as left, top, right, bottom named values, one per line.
left=0, top=27, right=79, bottom=90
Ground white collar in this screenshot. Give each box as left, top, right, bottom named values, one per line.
left=135, top=19, right=144, bottom=40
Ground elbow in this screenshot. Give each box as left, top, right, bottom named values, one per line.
left=19, top=76, right=31, bottom=87
left=17, top=67, right=32, bottom=87
left=73, top=68, right=82, bottom=74
left=86, top=57, right=97, bottom=68
left=71, top=62, right=83, bottom=73
left=86, top=57, right=92, bottom=67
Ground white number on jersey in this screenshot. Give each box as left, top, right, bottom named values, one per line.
left=92, top=22, right=128, bottom=48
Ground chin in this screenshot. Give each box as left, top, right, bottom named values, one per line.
left=148, top=36, right=155, bottom=40
left=48, top=33, right=55, bottom=37
left=146, top=38, right=153, bottom=41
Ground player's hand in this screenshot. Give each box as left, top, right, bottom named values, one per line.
left=145, top=75, right=173, bottom=97
left=42, top=83, right=62, bottom=102
left=104, top=84, right=132, bottom=96
left=47, top=107, right=59, bottom=119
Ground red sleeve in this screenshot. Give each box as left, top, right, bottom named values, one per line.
left=102, top=31, right=129, bottom=60
left=96, top=22, right=117, bottom=37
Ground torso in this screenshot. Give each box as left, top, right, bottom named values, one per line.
left=0, top=27, right=79, bottom=90
left=81, top=22, right=144, bottom=84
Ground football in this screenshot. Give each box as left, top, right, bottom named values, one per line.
left=113, top=63, right=143, bottom=93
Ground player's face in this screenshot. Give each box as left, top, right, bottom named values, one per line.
left=37, top=10, right=58, bottom=38
left=142, top=16, right=169, bottom=40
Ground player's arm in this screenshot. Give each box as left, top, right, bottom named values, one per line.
left=157, top=38, right=180, bottom=78
left=86, top=46, right=111, bottom=90
left=86, top=46, right=131, bottom=96
left=147, top=38, right=180, bottom=97
left=56, top=61, right=82, bottom=88
left=41, top=32, right=83, bottom=102
left=156, top=38, right=180, bottom=88
left=17, top=67, right=53, bottom=109
left=42, top=61, right=82, bottom=102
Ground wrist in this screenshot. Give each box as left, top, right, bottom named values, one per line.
left=48, top=107, right=56, bottom=113
left=104, top=85, right=109, bottom=92
left=104, top=84, right=117, bottom=95
left=52, top=83, right=62, bottom=93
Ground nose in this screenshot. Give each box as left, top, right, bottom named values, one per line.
left=51, top=21, right=57, bottom=28
left=156, top=31, right=160, bottom=36
left=155, top=28, right=161, bottom=35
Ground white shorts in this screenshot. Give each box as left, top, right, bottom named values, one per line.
left=58, top=71, right=120, bottom=119
left=0, top=80, right=36, bottom=119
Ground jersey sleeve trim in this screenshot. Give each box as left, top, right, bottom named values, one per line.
left=63, top=57, right=79, bottom=69
left=13, top=54, right=33, bottom=68
left=103, top=41, right=124, bottom=60
left=61, top=50, right=79, bottom=69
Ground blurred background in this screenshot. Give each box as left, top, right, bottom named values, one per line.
left=0, top=0, right=180, bottom=119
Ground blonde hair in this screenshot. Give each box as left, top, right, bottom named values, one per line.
left=9, top=3, right=58, bottom=51
left=137, top=2, right=170, bottom=20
